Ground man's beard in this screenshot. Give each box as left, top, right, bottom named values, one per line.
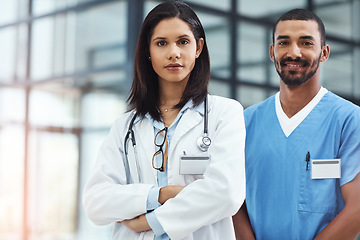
left=275, top=54, right=321, bottom=86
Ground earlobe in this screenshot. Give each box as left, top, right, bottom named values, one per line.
left=320, top=44, right=330, bottom=62
left=196, top=38, right=204, bottom=58
left=270, top=44, right=275, bottom=62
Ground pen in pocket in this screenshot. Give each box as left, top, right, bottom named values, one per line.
left=306, top=152, right=310, bottom=171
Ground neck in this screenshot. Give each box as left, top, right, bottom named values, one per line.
left=157, top=80, right=186, bottom=127
left=158, top=80, right=186, bottom=108
left=279, top=77, right=321, bottom=118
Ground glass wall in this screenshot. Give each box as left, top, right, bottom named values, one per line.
left=0, top=0, right=359, bottom=239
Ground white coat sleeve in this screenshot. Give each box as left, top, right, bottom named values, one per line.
left=82, top=118, right=153, bottom=225
left=155, top=99, right=246, bottom=239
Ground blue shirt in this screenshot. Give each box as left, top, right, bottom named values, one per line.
left=145, top=100, right=204, bottom=239
left=244, top=92, right=360, bottom=239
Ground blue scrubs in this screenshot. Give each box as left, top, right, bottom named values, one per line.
left=244, top=91, right=360, bottom=240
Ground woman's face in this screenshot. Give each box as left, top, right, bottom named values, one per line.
left=149, top=17, right=203, bottom=86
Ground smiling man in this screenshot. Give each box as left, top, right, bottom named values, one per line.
left=233, top=9, right=360, bottom=240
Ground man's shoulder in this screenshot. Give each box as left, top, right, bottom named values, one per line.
left=244, top=95, right=275, bottom=117
left=323, top=91, right=360, bottom=115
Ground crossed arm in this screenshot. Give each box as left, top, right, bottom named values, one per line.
left=233, top=172, right=360, bottom=240
left=121, top=185, right=185, bottom=232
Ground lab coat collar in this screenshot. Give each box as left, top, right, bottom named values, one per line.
left=179, top=97, right=207, bottom=117
left=190, top=100, right=205, bottom=117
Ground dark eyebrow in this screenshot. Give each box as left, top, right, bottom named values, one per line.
left=276, top=35, right=315, bottom=41
left=276, top=35, right=289, bottom=41
left=152, top=37, right=166, bottom=42
left=152, top=34, right=191, bottom=42
left=178, top=34, right=191, bottom=39
left=300, top=36, right=315, bottom=41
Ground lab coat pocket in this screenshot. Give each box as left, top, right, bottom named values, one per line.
left=298, top=168, right=339, bottom=214
left=179, top=154, right=210, bottom=185
left=179, top=155, right=210, bottom=175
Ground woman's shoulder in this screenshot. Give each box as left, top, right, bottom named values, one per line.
left=112, top=111, right=133, bottom=124
left=108, top=111, right=137, bottom=134
left=209, top=94, right=243, bottom=110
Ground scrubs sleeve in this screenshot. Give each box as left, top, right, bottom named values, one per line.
left=339, top=108, right=360, bottom=186
left=154, top=97, right=246, bottom=240
left=82, top=117, right=154, bottom=225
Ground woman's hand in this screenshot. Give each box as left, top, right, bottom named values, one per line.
left=120, top=214, right=151, bottom=232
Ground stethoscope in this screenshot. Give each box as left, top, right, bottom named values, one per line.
left=196, top=95, right=211, bottom=151
left=123, top=96, right=211, bottom=183
left=123, top=112, right=142, bottom=184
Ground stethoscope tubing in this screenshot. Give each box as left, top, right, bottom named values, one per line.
left=204, top=95, right=208, bottom=135
left=123, top=114, right=139, bottom=184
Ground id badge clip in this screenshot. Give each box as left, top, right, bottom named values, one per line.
left=311, top=159, right=341, bottom=179
left=179, top=154, right=210, bottom=175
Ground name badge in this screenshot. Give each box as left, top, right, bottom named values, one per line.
left=311, top=159, right=341, bottom=179
left=179, top=155, right=210, bottom=175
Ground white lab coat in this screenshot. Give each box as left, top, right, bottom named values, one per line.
left=82, top=95, right=246, bottom=240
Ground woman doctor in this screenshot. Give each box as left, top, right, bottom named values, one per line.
left=82, top=1, right=246, bottom=239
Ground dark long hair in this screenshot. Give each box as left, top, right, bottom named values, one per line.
left=272, top=8, right=326, bottom=47
left=127, top=0, right=210, bottom=121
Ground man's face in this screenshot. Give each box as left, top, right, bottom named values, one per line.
left=270, top=20, right=328, bottom=86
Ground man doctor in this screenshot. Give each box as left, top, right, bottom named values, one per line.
left=233, top=8, right=360, bottom=240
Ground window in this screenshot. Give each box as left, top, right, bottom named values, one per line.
left=0, top=1, right=359, bottom=239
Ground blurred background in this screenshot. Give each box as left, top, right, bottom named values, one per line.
left=0, top=0, right=359, bottom=239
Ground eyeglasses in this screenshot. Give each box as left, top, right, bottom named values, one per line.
left=152, top=127, right=168, bottom=172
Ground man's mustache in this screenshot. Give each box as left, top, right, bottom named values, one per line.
left=280, top=57, right=309, bottom=66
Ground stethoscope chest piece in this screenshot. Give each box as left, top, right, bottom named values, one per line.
left=197, top=135, right=211, bottom=152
